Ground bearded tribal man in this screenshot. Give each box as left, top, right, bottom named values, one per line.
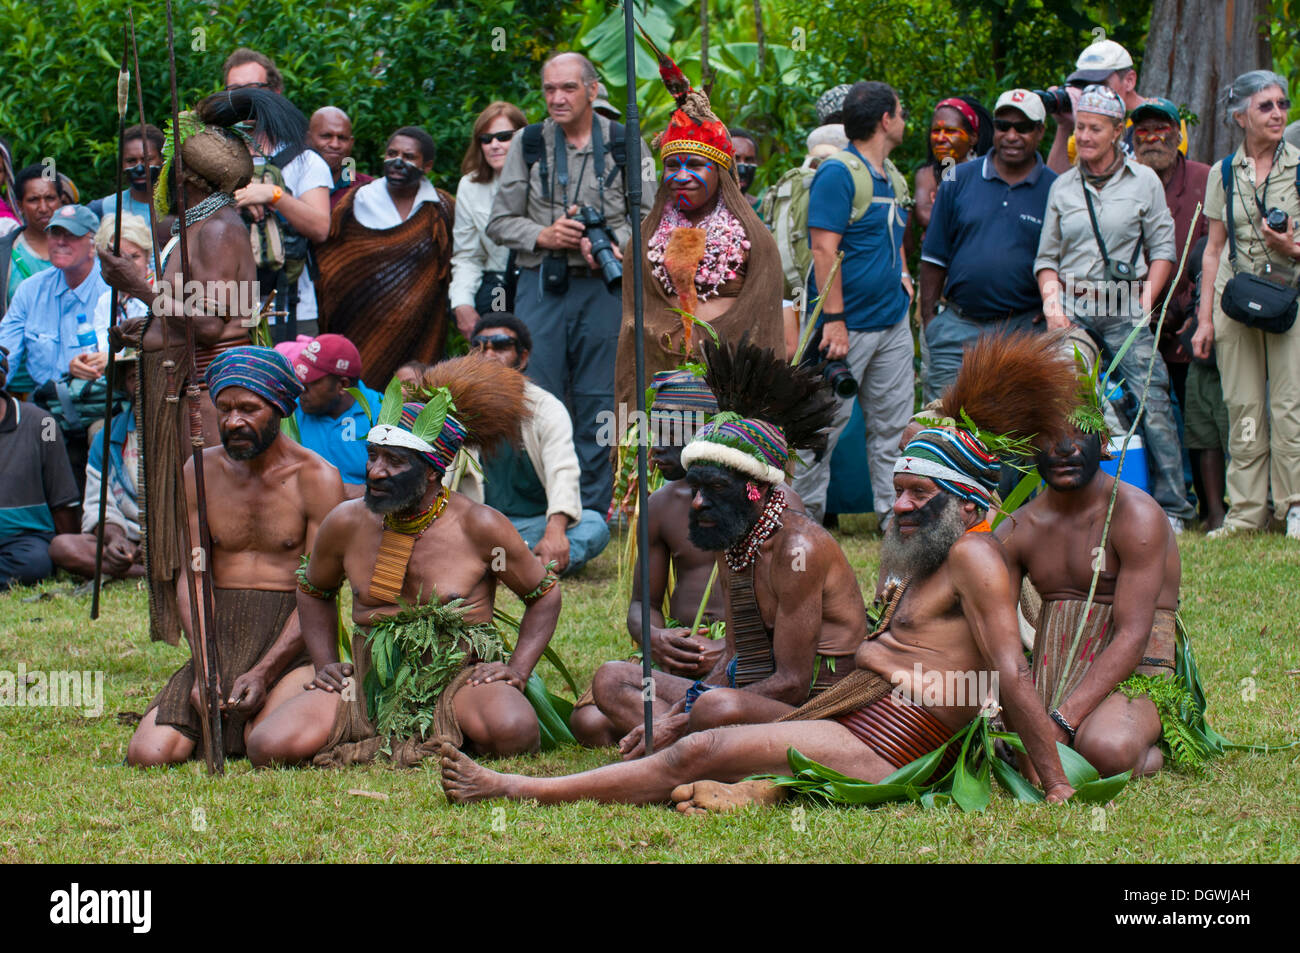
left=126, top=347, right=344, bottom=765
left=245, top=354, right=562, bottom=767
left=996, top=412, right=1181, bottom=778
left=571, top=367, right=804, bottom=746
left=576, top=336, right=860, bottom=760
left=440, top=333, right=1081, bottom=810
left=99, top=89, right=291, bottom=645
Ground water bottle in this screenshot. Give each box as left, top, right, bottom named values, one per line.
left=75, top=312, right=98, bottom=354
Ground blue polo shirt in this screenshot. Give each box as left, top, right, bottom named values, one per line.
left=293, top=383, right=383, bottom=486
left=921, top=154, right=1056, bottom=319
left=806, top=144, right=909, bottom=332
left=0, top=259, right=109, bottom=387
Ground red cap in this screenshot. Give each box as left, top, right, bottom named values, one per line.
left=293, top=333, right=362, bottom=383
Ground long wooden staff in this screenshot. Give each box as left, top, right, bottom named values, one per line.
left=90, top=26, right=132, bottom=619
left=165, top=0, right=224, bottom=773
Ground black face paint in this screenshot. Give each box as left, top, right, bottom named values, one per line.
left=736, top=162, right=757, bottom=192
left=364, top=454, right=431, bottom=514
left=383, top=156, right=423, bottom=186
left=686, top=464, right=757, bottom=552
left=1036, top=429, right=1103, bottom=491
left=126, top=164, right=162, bottom=189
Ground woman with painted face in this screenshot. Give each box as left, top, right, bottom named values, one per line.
left=909, top=96, right=992, bottom=243
left=1193, top=71, right=1300, bottom=540
left=1034, top=84, right=1195, bottom=533
left=613, top=45, right=784, bottom=417
left=95, top=124, right=165, bottom=226
left=449, top=101, right=528, bottom=340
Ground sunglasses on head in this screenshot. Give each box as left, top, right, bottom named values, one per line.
left=471, top=334, right=518, bottom=352
left=993, top=118, right=1038, bottom=134
left=478, top=129, right=516, bottom=144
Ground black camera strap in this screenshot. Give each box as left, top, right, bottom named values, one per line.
left=1082, top=177, right=1143, bottom=269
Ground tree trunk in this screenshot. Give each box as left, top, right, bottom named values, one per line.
left=700, top=0, right=710, bottom=91
left=753, top=0, right=766, bottom=70
left=1143, top=0, right=1273, bottom=164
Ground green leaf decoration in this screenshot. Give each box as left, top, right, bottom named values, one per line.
left=991, top=755, right=1046, bottom=803
left=1056, top=742, right=1101, bottom=787
left=347, top=386, right=375, bottom=425
left=1072, top=772, right=1132, bottom=803
left=410, top=387, right=454, bottom=447
left=991, top=469, right=1041, bottom=529
left=375, top=375, right=407, bottom=428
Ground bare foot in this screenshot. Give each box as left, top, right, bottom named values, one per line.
left=439, top=742, right=511, bottom=804
left=670, top=779, right=787, bottom=815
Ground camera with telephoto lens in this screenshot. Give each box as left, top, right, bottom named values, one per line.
left=1265, top=207, right=1291, bottom=233
left=573, top=205, right=622, bottom=292
left=1033, top=88, right=1073, bottom=115
left=822, top=359, right=858, bottom=398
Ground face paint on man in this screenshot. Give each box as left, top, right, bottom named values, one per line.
left=650, top=438, right=687, bottom=481
left=879, top=489, right=967, bottom=582
left=1035, top=426, right=1104, bottom=492
left=364, top=446, right=432, bottom=515
left=929, top=122, right=972, bottom=164
left=126, top=163, right=162, bottom=189
left=685, top=464, right=760, bottom=551
left=383, top=156, right=424, bottom=188
left=664, top=155, right=718, bottom=212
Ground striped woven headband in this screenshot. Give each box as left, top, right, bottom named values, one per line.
left=894, top=427, right=999, bottom=509
left=204, top=345, right=304, bottom=417
left=680, top=416, right=788, bottom=485
left=650, top=369, right=718, bottom=413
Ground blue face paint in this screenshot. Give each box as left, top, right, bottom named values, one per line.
left=665, top=158, right=716, bottom=211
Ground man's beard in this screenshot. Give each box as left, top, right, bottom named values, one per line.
left=686, top=466, right=758, bottom=552
left=879, top=491, right=968, bottom=582
left=364, top=460, right=432, bottom=514
left=220, top=417, right=279, bottom=461
left=1137, top=146, right=1174, bottom=173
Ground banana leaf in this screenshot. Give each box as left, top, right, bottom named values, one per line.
left=991, top=469, right=1041, bottom=529
left=991, top=755, right=1045, bottom=803
left=523, top=671, right=577, bottom=751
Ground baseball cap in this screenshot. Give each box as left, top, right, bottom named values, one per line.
left=45, top=204, right=99, bottom=237
left=993, top=89, right=1047, bottom=123
left=1067, top=39, right=1133, bottom=85
left=593, top=82, right=621, bottom=121
left=294, top=333, right=362, bottom=383
left=1130, top=97, right=1180, bottom=125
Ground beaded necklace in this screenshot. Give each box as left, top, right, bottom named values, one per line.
left=383, top=485, right=451, bottom=539
left=724, top=489, right=787, bottom=572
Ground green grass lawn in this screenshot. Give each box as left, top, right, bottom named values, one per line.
left=1, top=517, right=1297, bottom=863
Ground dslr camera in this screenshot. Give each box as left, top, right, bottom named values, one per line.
left=573, top=205, right=623, bottom=292
left=1032, top=88, right=1073, bottom=115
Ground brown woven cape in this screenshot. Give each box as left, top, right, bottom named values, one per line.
left=135, top=348, right=186, bottom=645
left=314, top=185, right=456, bottom=390
left=614, top=170, right=783, bottom=414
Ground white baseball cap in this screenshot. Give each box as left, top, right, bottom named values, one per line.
left=1068, top=39, right=1133, bottom=84
left=994, top=89, right=1047, bottom=123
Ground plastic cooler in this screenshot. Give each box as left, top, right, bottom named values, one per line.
left=1099, top=434, right=1149, bottom=493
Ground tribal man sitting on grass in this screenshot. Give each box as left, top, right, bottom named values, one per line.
left=442, top=334, right=1080, bottom=811
left=996, top=409, right=1182, bottom=778
left=576, top=338, right=859, bottom=759
left=245, top=354, right=562, bottom=767
left=127, top=346, right=345, bottom=766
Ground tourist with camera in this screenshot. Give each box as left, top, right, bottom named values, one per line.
left=1034, top=84, right=1195, bottom=533
left=1192, top=71, right=1300, bottom=540
left=789, top=81, right=913, bottom=527
left=918, top=89, right=1056, bottom=403
left=488, top=52, right=655, bottom=513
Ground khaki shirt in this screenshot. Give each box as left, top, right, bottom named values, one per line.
left=1204, top=141, right=1300, bottom=287
left=487, top=115, right=656, bottom=270
left=1034, top=156, right=1177, bottom=283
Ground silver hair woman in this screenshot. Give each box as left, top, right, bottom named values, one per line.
left=1191, top=69, right=1300, bottom=540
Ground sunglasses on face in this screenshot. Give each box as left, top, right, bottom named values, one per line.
left=993, top=118, right=1038, bottom=134
left=226, top=82, right=269, bottom=91
left=478, top=130, right=516, bottom=144
left=1256, top=98, right=1292, bottom=114
left=471, top=334, right=518, bottom=352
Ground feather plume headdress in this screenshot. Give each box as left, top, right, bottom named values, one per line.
left=902, top=331, right=1078, bottom=507
left=679, top=332, right=836, bottom=485
left=367, top=354, right=527, bottom=475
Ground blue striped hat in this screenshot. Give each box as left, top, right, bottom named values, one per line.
left=894, top=427, right=1000, bottom=508
left=205, top=345, right=304, bottom=417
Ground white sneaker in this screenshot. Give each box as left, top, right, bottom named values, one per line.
left=1167, top=516, right=1184, bottom=535
left=1287, top=508, right=1300, bottom=540
left=1206, top=524, right=1241, bottom=540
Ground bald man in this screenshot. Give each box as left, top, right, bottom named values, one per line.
left=308, top=106, right=373, bottom=208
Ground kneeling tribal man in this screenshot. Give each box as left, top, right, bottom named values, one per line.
left=246, top=355, right=561, bottom=766
left=441, top=334, right=1080, bottom=810
left=997, top=412, right=1181, bottom=778
left=128, top=346, right=345, bottom=766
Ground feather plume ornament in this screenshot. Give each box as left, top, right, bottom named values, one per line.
left=664, top=227, right=708, bottom=350
left=413, top=353, right=527, bottom=454
left=699, top=331, right=837, bottom=462
left=636, top=21, right=690, bottom=105
left=919, top=331, right=1079, bottom=457
left=194, top=87, right=308, bottom=156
